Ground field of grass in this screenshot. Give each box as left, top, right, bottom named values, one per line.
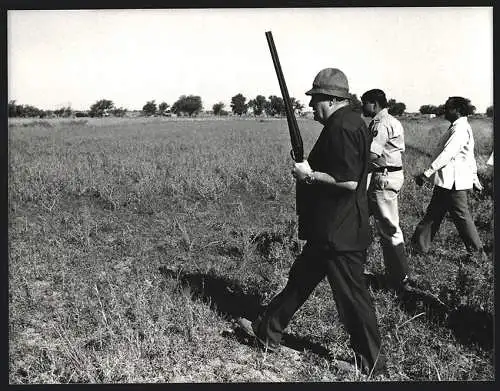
left=8, top=115, right=494, bottom=382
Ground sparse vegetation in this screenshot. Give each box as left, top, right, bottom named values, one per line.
left=8, top=115, right=493, bottom=383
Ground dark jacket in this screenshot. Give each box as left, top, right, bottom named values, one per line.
left=298, top=105, right=372, bottom=251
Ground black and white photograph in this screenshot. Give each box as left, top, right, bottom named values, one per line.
left=6, top=6, right=494, bottom=383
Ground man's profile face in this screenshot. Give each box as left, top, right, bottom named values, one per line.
left=362, top=100, right=376, bottom=118
left=309, top=94, right=332, bottom=123
left=444, top=100, right=458, bottom=122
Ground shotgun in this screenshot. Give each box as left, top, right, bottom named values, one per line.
left=265, top=31, right=304, bottom=163
left=265, top=31, right=309, bottom=232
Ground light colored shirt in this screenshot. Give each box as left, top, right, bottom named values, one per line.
left=423, top=116, right=478, bottom=190
left=369, top=108, right=405, bottom=169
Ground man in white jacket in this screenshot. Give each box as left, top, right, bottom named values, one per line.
left=412, top=96, right=484, bottom=257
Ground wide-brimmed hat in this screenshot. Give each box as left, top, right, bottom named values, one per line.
left=305, top=68, right=350, bottom=99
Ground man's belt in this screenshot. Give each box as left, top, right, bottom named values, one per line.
left=371, top=166, right=403, bottom=173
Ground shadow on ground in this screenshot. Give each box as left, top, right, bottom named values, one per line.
left=364, top=271, right=493, bottom=350
left=159, top=265, right=331, bottom=358
left=159, top=266, right=492, bottom=353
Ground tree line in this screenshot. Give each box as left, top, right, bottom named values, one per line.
left=8, top=96, right=493, bottom=119
left=419, top=99, right=480, bottom=116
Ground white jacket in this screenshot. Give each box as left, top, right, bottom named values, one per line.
left=423, top=116, right=478, bottom=190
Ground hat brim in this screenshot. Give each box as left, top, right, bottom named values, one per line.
left=305, top=87, right=350, bottom=99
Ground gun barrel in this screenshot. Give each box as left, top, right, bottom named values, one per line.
left=265, top=31, right=304, bottom=162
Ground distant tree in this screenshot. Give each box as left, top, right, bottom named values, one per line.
left=486, top=105, right=493, bottom=117
left=8, top=100, right=19, bottom=117
left=142, top=100, right=157, bottom=116
left=112, top=107, right=127, bottom=117
left=158, top=102, right=170, bottom=116
left=8, top=100, right=45, bottom=117
left=89, top=99, right=115, bottom=117
left=290, top=97, right=305, bottom=115
left=54, top=106, right=73, bottom=118
left=266, top=95, right=286, bottom=116
left=419, top=105, right=438, bottom=115
left=387, top=98, right=406, bottom=116
left=390, top=103, right=406, bottom=116
left=231, top=93, right=248, bottom=116
left=212, top=102, right=225, bottom=116
left=248, top=95, right=267, bottom=116
left=24, top=105, right=44, bottom=117
left=349, top=93, right=362, bottom=113
left=172, top=95, right=203, bottom=116
left=420, top=100, right=476, bottom=116
left=435, top=104, right=446, bottom=116
left=466, top=101, right=476, bottom=115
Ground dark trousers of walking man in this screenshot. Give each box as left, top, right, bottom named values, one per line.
left=412, top=185, right=483, bottom=253
left=252, top=242, right=384, bottom=372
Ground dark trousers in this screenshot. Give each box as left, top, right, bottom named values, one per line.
left=252, top=242, right=384, bottom=372
left=412, top=186, right=483, bottom=253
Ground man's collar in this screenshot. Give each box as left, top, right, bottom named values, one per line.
left=326, top=104, right=351, bottom=123
left=451, top=116, right=468, bottom=126
left=373, top=108, right=388, bottom=121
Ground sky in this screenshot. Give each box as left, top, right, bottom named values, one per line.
left=8, top=8, right=493, bottom=113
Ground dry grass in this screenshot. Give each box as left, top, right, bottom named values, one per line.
left=8, top=116, right=494, bottom=383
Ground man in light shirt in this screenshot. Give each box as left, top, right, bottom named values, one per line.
left=361, top=89, right=411, bottom=294
left=413, top=96, right=484, bottom=257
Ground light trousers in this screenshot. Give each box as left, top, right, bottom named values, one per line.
left=368, top=170, right=409, bottom=286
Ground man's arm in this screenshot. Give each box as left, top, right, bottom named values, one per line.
left=370, top=123, right=389, bottom=164
left=292, top=125, right=363, bottom=192
left=422, top=124, right=466, bottom=179
left=293, top=168, right=358, bottom=191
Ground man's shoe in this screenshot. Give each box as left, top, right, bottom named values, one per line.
left=394, top=276, right=417, bottom=299
left=236, top=317, right=279, bottom=352
left=334, top=356, right=388, bottom=378
left=363, top=270, right=383, bottom=290
left=400, top=275, right=418, bottom=289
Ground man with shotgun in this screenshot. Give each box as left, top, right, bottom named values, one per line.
left=237, top=32, right=387, bottom=377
